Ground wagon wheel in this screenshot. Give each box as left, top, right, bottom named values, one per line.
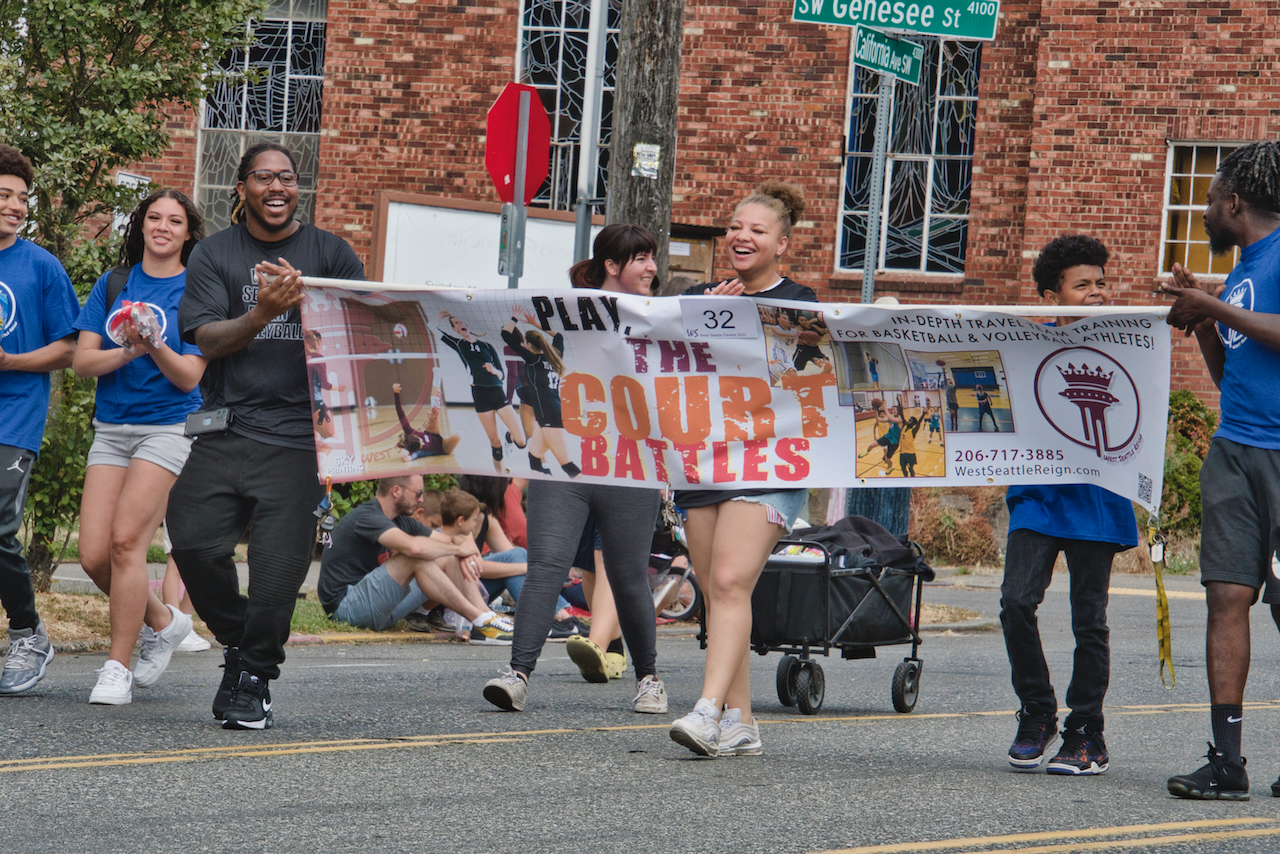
left=892, top=659, right=922, bottom=713
left=776, top=655, right=801, bottom=707
left=795, top=661, right=825, bottom=715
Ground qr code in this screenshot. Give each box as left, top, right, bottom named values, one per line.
left=1138, top=473, right=1153, bottom=505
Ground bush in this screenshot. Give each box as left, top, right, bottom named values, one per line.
left=328, top=473, right=456, bottom=518
left=1152, top=389, right=1217, bottom=534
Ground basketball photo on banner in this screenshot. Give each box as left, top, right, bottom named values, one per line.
left=907, top=349, right=1014, bottom=434
left=756, top=305, right=834, bottom=386
left=853, top=390, right=946, bottom=479
left=832, top=340, right=906, bottom=398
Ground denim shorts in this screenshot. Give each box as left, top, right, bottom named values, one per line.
left=87, top=420, right=193, bottom=476
left=731, top=489, right=807, bottom=533
left=333, top=565, right=427, bottom=630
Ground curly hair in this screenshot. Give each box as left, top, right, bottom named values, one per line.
left=1031, top=234, right=1109, bottom=296
left=735, top=180, right=806, bottom=238
left=0, top=144, right=34, bottom=188
left=1216, top=141, right=1280, bottom=216
left=118, top=189, right=205, bottom=267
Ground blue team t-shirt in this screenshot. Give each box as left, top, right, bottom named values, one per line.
left=0, top=238, right=80, bottom=453
left=74, top=265, right=203, bottom=425
left=1006, top=484, right=1138, bottom=548
left=1214, top=225, right=1280, bottom=449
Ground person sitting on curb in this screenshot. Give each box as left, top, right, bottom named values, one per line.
left=317, top=475, right=513, bottom=644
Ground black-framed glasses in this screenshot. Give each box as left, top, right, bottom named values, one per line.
left=246, top=169, right=299, bottom=187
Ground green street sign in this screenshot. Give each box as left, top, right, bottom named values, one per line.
left=793, top=0, right=1000, bottom=41
left=851, top=25, right=923, bottom=85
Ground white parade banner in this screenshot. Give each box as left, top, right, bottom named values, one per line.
left=300, top=280, right=1170, bottom=511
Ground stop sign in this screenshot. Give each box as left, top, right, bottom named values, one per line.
left=485, top=82, right=552, bottom=205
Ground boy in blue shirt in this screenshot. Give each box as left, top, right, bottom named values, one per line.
left=1000, top=234, right=1138, bottom=775
left=0, top=144, right=79, bottom=694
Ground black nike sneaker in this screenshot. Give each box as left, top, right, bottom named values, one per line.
left=222, top=670, right=274, bottom=731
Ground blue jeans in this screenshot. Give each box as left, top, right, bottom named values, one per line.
left=481, top=547, right=570, bottom=611
left=1000, top=528, right=1118, bottom=730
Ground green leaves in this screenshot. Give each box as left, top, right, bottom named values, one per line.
left=0, top=0, right=264, bottom=263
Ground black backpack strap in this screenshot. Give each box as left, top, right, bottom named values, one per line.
left=104, top=265, right=132, bottom=307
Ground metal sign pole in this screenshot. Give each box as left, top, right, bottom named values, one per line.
left=861, top=73, right=894, bottom=304
left=573, top=0, right=608, bottom=263
left=504, top=90, right=531, bottom=289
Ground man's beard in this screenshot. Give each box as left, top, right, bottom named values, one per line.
left=1207, top=224, right=1234, bottom=256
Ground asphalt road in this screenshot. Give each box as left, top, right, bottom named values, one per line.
left=4, top=571, right=1280, bottom=854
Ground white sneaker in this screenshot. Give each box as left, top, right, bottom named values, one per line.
left=89, top=660, right=133, bottom=705
left=177, top=628, right=211, bottom=652
left=633, top=675, right=669, bottom=714
left=719, top=709, right=763, bottom=756
left=134, top=605, right=193, bottom=687
left=669, top=698, right=721, bottom=757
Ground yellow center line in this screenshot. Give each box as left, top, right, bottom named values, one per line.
left=806, top=819, right=1280, bottom=854
left=6, top=700, right=1280, bottom=774
left=1109, top=586, right=1204, bottom=600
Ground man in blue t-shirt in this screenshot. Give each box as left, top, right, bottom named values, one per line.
left=0, top=144, right=79, bottom=695
left=1163, top=141, right=1280, bottom=801
left=1000, top=234, right=1138, bottom=777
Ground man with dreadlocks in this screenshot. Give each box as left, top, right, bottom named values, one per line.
left=1163, top=141, right=1280, bottom=801
left=169, top=142, right=364, bottom=730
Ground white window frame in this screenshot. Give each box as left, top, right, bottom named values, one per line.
left=1158, top=141, right=1243, bottom=279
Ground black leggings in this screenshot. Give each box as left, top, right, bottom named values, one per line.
left=511, top=481, right=661, bottom=679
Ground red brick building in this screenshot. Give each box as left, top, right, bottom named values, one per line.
left=138, top=0, right=1280, bottom=401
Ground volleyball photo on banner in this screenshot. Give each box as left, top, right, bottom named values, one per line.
left=756, top=305, right=834, bottom=386
left=908, top=349, right=1014, bottom=434
left=303, top=293, right=459, bottom=478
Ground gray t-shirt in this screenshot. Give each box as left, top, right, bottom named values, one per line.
left=179, top=221, right=365, bottom=449
left=318, top=500, right=432, bottom=614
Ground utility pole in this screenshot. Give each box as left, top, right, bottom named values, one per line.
left=606, top=0, right=684, bottom=285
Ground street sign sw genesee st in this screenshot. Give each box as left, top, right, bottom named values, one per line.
left=851, top=25, right=923, bottom=86
left=793, top=0, right=1000, bottom=41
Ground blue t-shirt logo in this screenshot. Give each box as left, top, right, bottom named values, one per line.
left=1218, top=278, right=1253, bottom=350
left=0, top=280, right=16, bottom=339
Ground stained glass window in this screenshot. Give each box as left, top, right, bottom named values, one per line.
left=840, top=39, right=980, bottom=275
left=1161, top=143, right=1242, bottom=276
left=518, top=0, right=620, bottom=211
left=196, top=0, right=327, bottom=232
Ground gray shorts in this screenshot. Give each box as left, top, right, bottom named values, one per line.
left=1200, top=437, right=1280, bottom=603
left=332, top=564, right=428, bottom=630
left=87, top=420, right=193, bottom=476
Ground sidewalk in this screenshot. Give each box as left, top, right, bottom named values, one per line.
left=51, top=560, right=323, bottom=596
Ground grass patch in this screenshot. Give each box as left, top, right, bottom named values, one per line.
left=290, top=593, right=361, bottom=634
left=920, top=603, right=979, bottom=625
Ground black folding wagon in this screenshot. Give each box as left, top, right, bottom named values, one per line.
left=701, top=515, right=935, bottom=715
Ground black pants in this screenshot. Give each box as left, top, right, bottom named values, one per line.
left=167, top=432, right=322, bottom=681
left=0, top=444, right=38, bottom=631
left=511, top=481, right=660, bottom=679
left=1000, top=528, right=1119, bottom=729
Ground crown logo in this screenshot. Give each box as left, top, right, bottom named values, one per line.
left=1056, top=363, right=1118, bottom=457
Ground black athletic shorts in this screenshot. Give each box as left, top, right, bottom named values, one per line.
left=471, top=384, right=508, bottom=413
left=1200, top=437, right=1280, bottom=603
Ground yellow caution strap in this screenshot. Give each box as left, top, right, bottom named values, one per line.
left=1149, top=523, right=1175, bottom=688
